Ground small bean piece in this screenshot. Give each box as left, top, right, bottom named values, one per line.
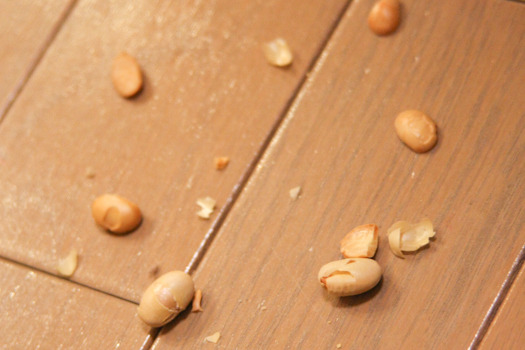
left=57, top=249, right=78, bottom=278
left=368, top=0, right=401, bottom=36
left=192, top=289, right=204, bottom=312
left=395, top=110, right=438, bottom=153
left=318, top=258, right=382, bottom=296
left=262, top=38, right=293, bottom=67
left=340, top=224, right=378, bottom=258
left=91, top=194, right=142, bottom=234
left=138, top=271, right=195, bottom=328
left=111, top=52, right=143, bottom=98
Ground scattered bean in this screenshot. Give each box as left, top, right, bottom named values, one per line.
left=395, top=110, right=438, bottom=153
left=318, top=258, right=382, bottom=296
left=91, top=194, right=142, bottom=234
left=111, top=52, right=143, bottom=98
left=368, top=0, right=401, bottom=36
left=138, top=271, right=195, bottom=327
left=340, top=224, right=378, bottom=258
left=263, top=38, right=293, bottom=67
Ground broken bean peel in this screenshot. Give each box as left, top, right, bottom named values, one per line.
left=138, top=271, right=195, bottom=328
left=57, top=249, right=78, bottom=278
left=91, top=194, right=142, bottom=234
left=111, top=52, right=143, bottom=98
left=318, top=258, right=382, bottom=296
left=368, top=0, right=401, bottom=36
left=340, top=224, right=378, bottom=258
left=387, top=219, right=435, bottom=258
left=395, top=110, right=438, bottom=153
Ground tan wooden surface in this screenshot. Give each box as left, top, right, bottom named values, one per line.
left=153, top=0, right=525, bottom=348
left=0, top=0, right=74, bottom=118
left=1, top=0, right=524, bottom=348
left=480, top=259, right=525, bottom=349
left=0, top=258, right=149, bottom=349
left=0, top=0, right=348, bottom=302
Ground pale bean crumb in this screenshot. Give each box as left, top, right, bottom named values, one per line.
left=260, top=306, right=267, bottom=311
left=328, top=320, right=332, bottom=324
left=263, top=38, right=293, bottom=67
left=289, top=186, right=301, bottom=200
left=57, top=249, right=78, bottom=278
left=204, top=332, right=221, bottom=344
left=336, top=344, right=342, bottom=349
left=214, top=157, right=230, bottom=170
left=197, top=197, right=216, bottom=219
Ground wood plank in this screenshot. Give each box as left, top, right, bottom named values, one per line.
left=480, top=252, right=525, bottom=350
left=0, top=258, right=149, bottom=349
left=0, top=0, right=348, bottom=302
left=0, top=0, right=74, bottom=118
left=153, top=0, right=525, bottom=348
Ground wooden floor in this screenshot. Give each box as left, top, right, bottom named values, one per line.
left=0, top=0, right=523, bottom=348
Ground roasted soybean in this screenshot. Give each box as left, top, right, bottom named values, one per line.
left=318, top=258, right=382, bottom=296
left=111, top=52, right=143, bottom=98
left=395, top=110, right=438, bottom=153
left=368, top=0, right=401, bottom=36
left=91, top=194, right=142, bottom=234
left=138, top=271, right=195, bottom=328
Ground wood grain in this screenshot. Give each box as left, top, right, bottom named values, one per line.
left=0, top=0, right=348, bottom=302
left=480, top=251, right=525, bottom=349
left=0, top=258, right=149, bottom=349
left=0, top=0, right=74, bottom=118
left=153, top=0, right=525, bottom=348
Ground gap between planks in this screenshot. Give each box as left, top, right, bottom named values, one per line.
left=0, top=0, right=79, bottom=124
left=469, top=244, right=525, bottom=349
left=138, top=1, right=355, bottom=350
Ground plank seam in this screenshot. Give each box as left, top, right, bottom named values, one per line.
left=468, top=244, right=525, bottom=349
left=183, top=1, right=353, bottom=277
left=143, top=1, right=356, bottom=350
left=0, top=0, right=79, bottom=125
left=0, top=255, right=137, bottom=305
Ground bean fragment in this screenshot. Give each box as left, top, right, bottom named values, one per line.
left=318, top=258, right=382, bottom=296
left=91, top=194, right=142, bottom=234
left=262, top=38, right=293, bottom=67
left=395, top=110, right=438, bottom=153
left=111, top=52, right=143, bottom=98
left=368, top=0, right=401, bottom=36
left=138, top=271, right=195, bottom=327
left=340, top=224, right=378, bottom=258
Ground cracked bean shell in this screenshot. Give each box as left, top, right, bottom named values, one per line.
left=318, top=258, right=382, bottom=296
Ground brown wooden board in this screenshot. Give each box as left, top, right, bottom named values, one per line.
left=0, top=258, right=149, bottom=349
left=0, top=0, right=74, bottom=118
left=153, top=0, right=525, bottom=348
left=0, top=0, right=349, bottom=302
left=480, top=256, right=525, bottom=349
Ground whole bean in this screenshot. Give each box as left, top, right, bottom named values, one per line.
left=138, top=271, right=195, bottom=327
left=111, top=52, right=143, bottom=98
left=395, top=110, right=438, bottom=153
left=318, top=258, right=382, bottom=296
left=91, top=194, right=142, bottom=234
left=368, top=0, right=401, bottom=36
